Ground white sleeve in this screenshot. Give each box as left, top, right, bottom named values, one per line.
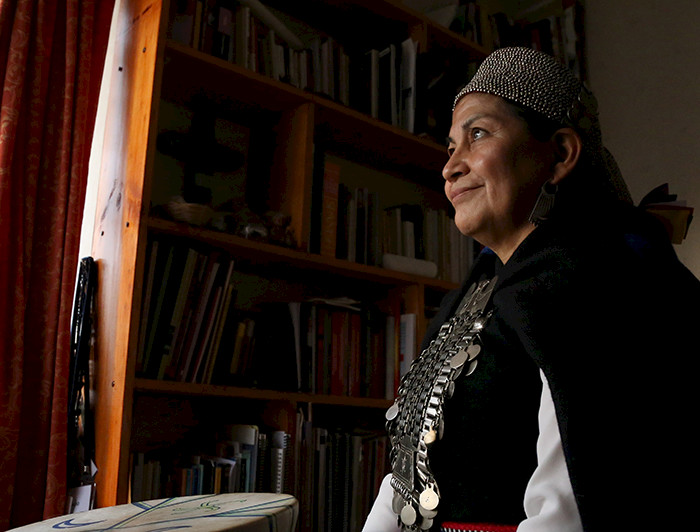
left=362, top=474, right=401, bottom=532
left=518, top=370, right=583, bottom=532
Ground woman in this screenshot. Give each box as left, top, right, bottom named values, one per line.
left=363, top=47, right=700, bottom=531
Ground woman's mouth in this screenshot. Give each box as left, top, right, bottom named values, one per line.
left=450, top=185, right=483, bottom=203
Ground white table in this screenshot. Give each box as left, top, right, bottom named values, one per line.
left=9, top=493, right=298, bottom=531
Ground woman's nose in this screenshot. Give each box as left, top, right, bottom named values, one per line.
left=442, top=151, right=468, bottom=181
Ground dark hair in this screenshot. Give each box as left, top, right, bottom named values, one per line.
left=508, top=102, right=562, bottom=142
left=503, top=98, right=616, bottom=207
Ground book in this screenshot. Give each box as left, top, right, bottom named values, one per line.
left=366, top=48, right=380, bottom=119
left=224, top=424, right=259, bottom=493
left=315, top=306, right=331, bottom=395
left=177, top=255, right=222, bottom=381
left=198, top=0, right=218, bottom=56
left=399, top=38, right=418, bottom=133
left=255, top=433, right=269, bottom=492
left=202, top=267, right=237, bottom=384
left=237, top=0, right=304, bottom=51
left=213, top=3, right=235, bottom=61
left=319, top=160, right=341, bottom=258
left=354, top=187, right=368, bottom=264
left=337, top=48, right=350, bottom=106
left=141, top=243, right=175, bottom=375
left=131, top=452, right=145, bottom=502
left=167, top=0, right=196, bottom=46
left=157, top=247, right=200, bottom=379
left=385, top=314, right=397, bottom=399
left=192, top=0, right=204, bottom=50
left=377, top=43, right=397, bottom=126
left=136, top=240, right=160, bottom=374
left=362, top=305, right=387, bottom=399
left=228, top=319, right=248, bottom=377
left=165, top=252, right=209, bottom=379
left=348, top=312, right=362, bottom=397
left=193, top=257, right=236, bottom=382
left=424, top=208, right=440, bottom=268
left=270, top=430, right=287, bottom=494
left=148, top=244, right=201, bottom=378
left=238, top=318, right=257, bottom=379
left=399, top=313, right=417, bottom=378
left=288, top=302, right=303, bottom=391
left=320, top=37, right=335, bottom=99
left=382, top=253, right=438, bottom=278
left=335, top=183, right=352, bottom=261
left=301, top=302, right=316, bottom=393
left=366, top=190, right=381, bottom=267
left=299, top=416, right=315, bottom=527
left=330, top=310, right=348, bottom=396
left=234, top=4, right=251, bottom=68
left=313, top=427, right=329, bottom=532
left=188, top=284, right=223, bottom=382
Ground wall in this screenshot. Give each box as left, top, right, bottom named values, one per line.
left=80, top=0, right=121, bottom=260
left=585, top=0, right=700, bottom=276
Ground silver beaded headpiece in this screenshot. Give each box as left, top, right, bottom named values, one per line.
left=454, top=47, right=631, bottom=203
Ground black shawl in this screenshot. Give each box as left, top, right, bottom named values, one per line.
left=423, top=200, right=700, bottom=530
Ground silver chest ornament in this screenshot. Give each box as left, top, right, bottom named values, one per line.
left=385, top=276, right=498, bottom=530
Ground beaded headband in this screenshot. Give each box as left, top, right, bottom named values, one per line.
left=454, top=47, right=631, bottom=203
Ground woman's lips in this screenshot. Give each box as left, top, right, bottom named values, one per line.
left=450, top=185, right=482, bottom=203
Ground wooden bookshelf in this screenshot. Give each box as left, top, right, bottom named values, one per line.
left=89, top=0, right=585, bottom=528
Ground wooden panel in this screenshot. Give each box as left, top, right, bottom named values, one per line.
left=268, top=103, right=315, bottom=250
left=90, top=0, right=167, bottom=507
left=313, top=96, right=447, bottom=188
left=401, top=283, right=427, bottom=348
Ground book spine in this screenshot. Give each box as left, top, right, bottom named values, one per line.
left=319, top=161, right=341, bottom=258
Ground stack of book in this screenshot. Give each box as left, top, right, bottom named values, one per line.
left=275, top=298, right=405, bottom=400
left=137, top=239, right=239, bottom=384
left=166, top=0, right=420, bottom=133
left=137, top=238, right=414, bottom=398
left=297, top=422, right=389, bottom=532
left=486, top=1, right=586, bottom=80
left=131, top=417, right=389, bottom=532
left=308, top=157, right=475, bottom=283
left=130, top=424, right=293, bottom=501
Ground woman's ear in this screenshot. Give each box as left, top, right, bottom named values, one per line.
left=550, top=127, right=583, bottom=185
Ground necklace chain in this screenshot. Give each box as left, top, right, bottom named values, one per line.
left=385, top=276, right=498, bottom=530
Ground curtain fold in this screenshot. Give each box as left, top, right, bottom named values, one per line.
left=0, top=0, right=114, bottom=528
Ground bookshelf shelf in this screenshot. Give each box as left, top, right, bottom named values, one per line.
left=147, top=217, right=458, bottom=291
left=134, top=378, right=393, bottom=409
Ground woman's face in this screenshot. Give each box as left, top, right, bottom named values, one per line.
left=443, top=92, right=555, bottom=261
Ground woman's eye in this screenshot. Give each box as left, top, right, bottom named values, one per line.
left=471, top=128, right=486, bottom=141
left=447, top=146, right=455, bottom=157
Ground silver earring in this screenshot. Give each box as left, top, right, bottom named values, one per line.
left=529, top=181, right=558, bottom=226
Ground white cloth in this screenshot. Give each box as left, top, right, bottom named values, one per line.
left=361, top=474, right=401, bottom=532
left=361, top=371, right=582, bottom=532
left=518, top=371, right=583, bottom=532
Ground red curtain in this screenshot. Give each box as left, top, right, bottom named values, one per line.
left=0, top=0, right=114, bottom=528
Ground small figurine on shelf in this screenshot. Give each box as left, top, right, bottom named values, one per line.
left=164, top=195, right=214, bottom=227
left=262, top=210, right=294, bottom=248
left=209, top=199, right=293, bottom=248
